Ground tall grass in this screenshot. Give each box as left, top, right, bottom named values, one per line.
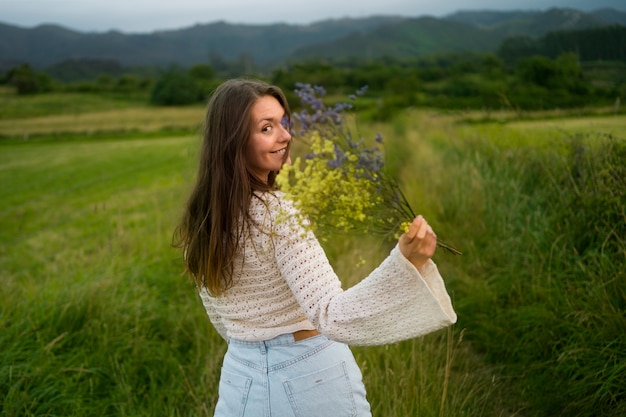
left=397, top=111, right=626, bottom=417
left=1, top=125, right=515, bottom=415
left=0, top=134, right=225, bottom=416
left=2, top=104, right=624, bottom=416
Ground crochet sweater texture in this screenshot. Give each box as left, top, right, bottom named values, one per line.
left=199, top=192, right=457, bottom=346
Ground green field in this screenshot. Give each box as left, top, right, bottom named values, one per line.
left=1, top=92, right=625, bottom=416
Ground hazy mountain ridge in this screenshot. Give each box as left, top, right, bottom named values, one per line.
left=588, top=7, right=626, bottom=25
left=0, top=16, right=404, bottom=70
left=290, top=17, right=500, bottom=61
left=445, top=7, right=620, bottom=29
left=0, top=8, right=624, bottom=72
left=291, top=8, right=624, bottom=62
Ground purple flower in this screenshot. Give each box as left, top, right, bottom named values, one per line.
left=288, top=82, right=461, bottom=255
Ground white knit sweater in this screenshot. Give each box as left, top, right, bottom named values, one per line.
left=199, top=192, right=457, bottom=346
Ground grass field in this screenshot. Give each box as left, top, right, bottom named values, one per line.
left=1, top=91, right=625, bottom=416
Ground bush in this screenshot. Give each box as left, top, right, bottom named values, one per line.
left=5, top=64, right=54, bottom=94
left=150, top=69, right=204, bottom=106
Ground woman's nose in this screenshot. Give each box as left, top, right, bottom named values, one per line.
left=281, top=124, right=292, bottom=141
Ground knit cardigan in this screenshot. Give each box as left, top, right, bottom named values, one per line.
left=199, top=192, right=457, bottom=346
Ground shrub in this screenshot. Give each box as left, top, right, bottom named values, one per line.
left=150, top=69, right=204, bottom=105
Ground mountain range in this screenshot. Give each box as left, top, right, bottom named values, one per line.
left=1, top=7, right=625, bottom=73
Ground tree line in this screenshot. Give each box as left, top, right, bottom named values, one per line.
left=1, top=25, right=624, bottom=114
left=498, top=25, right=626, bottom=64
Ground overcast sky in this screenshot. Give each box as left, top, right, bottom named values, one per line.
left=2, top=0, right=624, bottom=33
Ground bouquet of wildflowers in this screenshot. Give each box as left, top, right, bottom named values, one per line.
left=277, top=83, right=460, bottom=255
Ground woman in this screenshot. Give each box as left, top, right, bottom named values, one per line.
left=174, top=78, right=457, bottom=416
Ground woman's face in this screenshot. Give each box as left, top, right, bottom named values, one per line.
left=246, top=95, right=291, bottom=183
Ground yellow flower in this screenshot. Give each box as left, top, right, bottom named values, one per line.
left=278, top=84, right=461, bottom=255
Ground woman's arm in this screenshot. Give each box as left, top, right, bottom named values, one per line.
left=271, top=195, right=457, bottom=346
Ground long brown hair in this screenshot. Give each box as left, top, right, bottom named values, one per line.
left=173, top=78, right=291, bottom=295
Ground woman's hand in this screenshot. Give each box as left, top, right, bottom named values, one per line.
left=398, top=215, right=437, bottom=269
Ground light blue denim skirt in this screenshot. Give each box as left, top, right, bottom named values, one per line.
left=214, top=332, right=372, bottom=417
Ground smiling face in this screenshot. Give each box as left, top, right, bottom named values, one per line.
left=246, top=95, right=292, bottom=183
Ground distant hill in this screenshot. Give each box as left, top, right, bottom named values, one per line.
left=0, top=17, right=402, bottom=71
left=589, top=8, right=626, bottom=25
left=445, top=7, right=612, bottom=31
left=0, top=7, right=623, bottom=74
left=292, top=8, right=622, bottom=63
left=290, top=17, right=499, bottom=61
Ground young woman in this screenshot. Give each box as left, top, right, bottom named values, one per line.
left=174, top=78, right=457, bottom=416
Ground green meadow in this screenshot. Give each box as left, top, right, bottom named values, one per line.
left=1, top=91, right=625, bottom=416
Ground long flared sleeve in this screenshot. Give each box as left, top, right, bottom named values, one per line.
left=272, top=194, right=457, bottom=346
